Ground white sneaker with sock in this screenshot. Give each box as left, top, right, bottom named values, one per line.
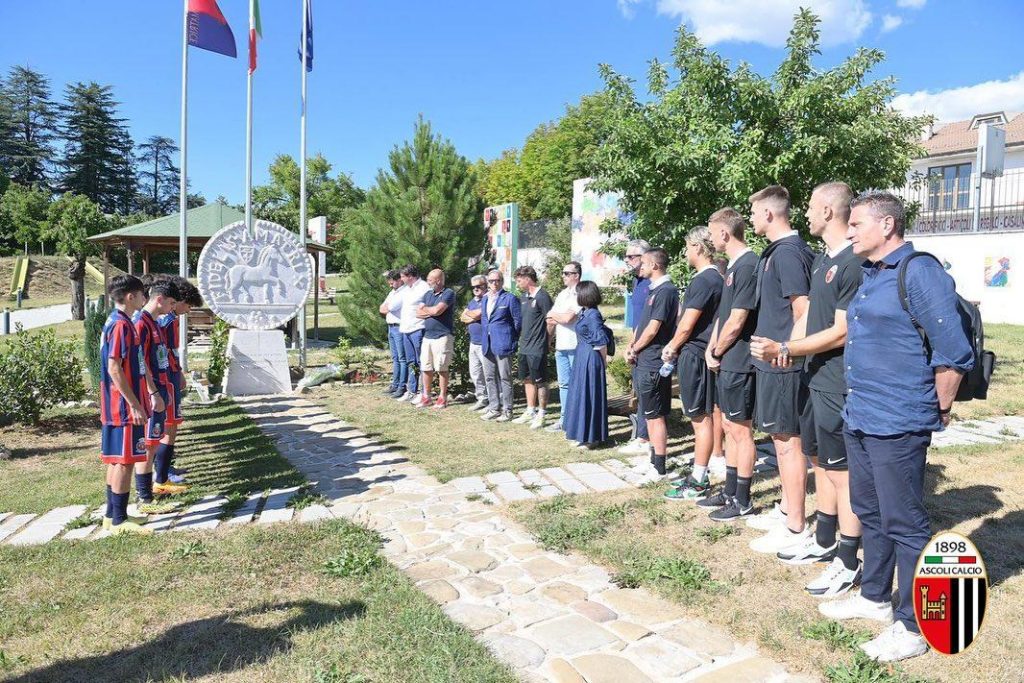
left=749, top=525, right=811, bottom=553
left=618, top=439, right=652, bottom=455
left=805, top=558, right=862, bottom=597
left=860, top=622, right=928, bottom=662
left=529, top=412, right=545, bottom=429
left=818, top=591, right=894, bottom=622
left=512, top=408, right=535, bottom=424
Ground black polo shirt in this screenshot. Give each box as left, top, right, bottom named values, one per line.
left=635, top=278, right=680, bottom=370
left=753, top=234, right=814, bottom=373
left=518, top=287, right=554, bottom=355
left=681, top=267, right=723, bottom=357
left=716, top=250, right=759, bottom=373
left=805, top=244, right=863, bottom=393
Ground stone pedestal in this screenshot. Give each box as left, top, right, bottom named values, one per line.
left=224, top=329, right=292, bottom=396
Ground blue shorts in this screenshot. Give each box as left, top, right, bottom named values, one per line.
left=101, top=423, right=148, bottom=464
left=146, top=388, right=168, bottom=445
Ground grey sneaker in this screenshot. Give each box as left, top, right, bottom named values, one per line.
left=495, top=413, right=513, bottom=423
left=470, top=398, right=489, bottom=411
left=480, top=410, right=499, bottom=421
left=709, top=497, right=754, bottom=522
left=545, top=419, right=564, bottom=433
left=396, top=391, right=415, bottom=402
left=512, top=409, right=535, bottom=424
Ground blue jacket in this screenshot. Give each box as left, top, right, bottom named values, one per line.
left=480, top=289, right=522, bottom=357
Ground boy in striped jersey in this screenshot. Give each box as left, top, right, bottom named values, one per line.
left=155, top=276, right=203, bottom=486
left=99, top=275, right=152, bottom=535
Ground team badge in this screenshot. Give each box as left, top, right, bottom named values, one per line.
left=913, top=531, right=988, bottom=655
left=726, top=273, right=734, bottom=287
left=825, top=265, right=838, bottom=284
left=647, top=295, right=655, bottom=306
left=136, top=438, right=146, bottom=453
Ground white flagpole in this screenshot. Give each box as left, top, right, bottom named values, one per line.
left=245, top=0, right=255, bottom=235
left=298, top=0, right=309, bottom=368
left=178, top=0, right=190, bottom=372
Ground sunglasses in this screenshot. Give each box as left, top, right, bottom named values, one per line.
left=562, top=271, right=578, bottom=276
left=472, top=284, right=484, bottom=289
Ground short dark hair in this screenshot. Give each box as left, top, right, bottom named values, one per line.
left=748, top=184, right=791, bottom=217
left=168, top=276, right=203, bottom=307
left=644, top=248, right=670, bottom=272
left=850, top=190, right=907, bottom=237
left=400, top=264, right=420, bottom=278
left=108, top=274, right=144, bottom=304
left=384, top=269, right=400, bottom=281
left=565, top=261, right=582, bottom=276
left=148, top=277, right=181, bottom=301
left=708, top=207, right=747, bottom=240
left=513, top=265, right=538, bottom=282
left=576, top=280, right=602, bottom=309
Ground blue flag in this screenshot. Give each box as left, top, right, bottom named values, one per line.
left=298, top=0, right=313, bottom=71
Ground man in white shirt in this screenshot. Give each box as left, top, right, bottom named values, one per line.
left=379, top=270, right=407, bottom=398
left=545, top=261, right=583, bottom=433
left=391, top=264, right=431, bottom=401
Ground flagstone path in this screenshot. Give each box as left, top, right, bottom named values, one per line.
left=2, top=408, right=1022, bottom=680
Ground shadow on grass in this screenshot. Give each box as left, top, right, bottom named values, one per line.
left=4, top=409, right=97, bottom=460
left=969, top=509, right=1024, bottom=587
left=4, top=599, right=365, bottom=683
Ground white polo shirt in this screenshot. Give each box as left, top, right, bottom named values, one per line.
left=398, top=278, right=431, bottom=333
left=383, top=285, right=404, bottom=325
left=551, top=286, right=582, bottom=351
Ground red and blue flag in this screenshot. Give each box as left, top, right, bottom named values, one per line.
left=187, top=0, right=237, bottom=58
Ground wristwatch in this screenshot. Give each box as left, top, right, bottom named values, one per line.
left=779, top=342, right=790, bottom=364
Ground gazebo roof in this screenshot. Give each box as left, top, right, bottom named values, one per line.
left=89, top=203, right=330, bottom=252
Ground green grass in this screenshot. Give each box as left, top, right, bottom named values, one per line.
left=0, top=519, right=514, bottom=683
left=0, top=400, right=305, bottom=514
left=955, top=323, right=1024, bottom=420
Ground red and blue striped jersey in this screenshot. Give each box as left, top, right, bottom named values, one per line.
left=134, top=309, right=171, bottom=390
left=100, top=309, right=147, bottom=426
left=158, top=312, right=181, bottom=375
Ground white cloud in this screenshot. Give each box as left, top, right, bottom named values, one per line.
left=896, top=0, right=926, bottom=9
left=654, top=0, right=872, bottom=47
left=892, top=72, right=1024, bottom=122
left=881, top=14, right=903, bottom=32
left=617, top=0, right=643, bottom=19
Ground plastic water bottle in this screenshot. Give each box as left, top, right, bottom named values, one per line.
left=659, top=360, right=675, bottom=378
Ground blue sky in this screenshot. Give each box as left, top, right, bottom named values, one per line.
left=2, top=0, right=1022, bottom=204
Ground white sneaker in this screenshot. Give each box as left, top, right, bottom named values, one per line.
left=749, top=525, right=811, bottom=554
left=530, top=413, right=546, bottom=430
left=396, top=391, right=415, bottom=402
left=860, top=622, right=928, bottom=662
left=708, top=454, right=727, bottom=479
left=495, top=413, right=513, bottom=423
left=470, top=398, right=489, bottom=411
left=618, top=439, right=652, bottom=455
left=818, top=591, right=894, bottom=622
left=776, top=535, right=837, bottom=565
left=480, top=410, right=499, bottom=421
left=746, top=502, right=787, bottom=530
left=512, top=409, right=535, bottom=424
left=806, top=558, right=862, bottom=597
left=545, top=419, right=564, bottom=433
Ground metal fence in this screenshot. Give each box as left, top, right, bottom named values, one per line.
left=899, top=167, right=1024, bottom=234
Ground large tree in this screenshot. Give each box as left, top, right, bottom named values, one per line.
left=60, top=82, right=137, bottom=214
left=135, top=135, right=180, bottom=215
left=45, top=193, right=108, bottom=320
left=592, top=9, right=929, bottom=256
left=0, top=183, right=50, bottom=254
left=340, top=117, right=484, bottom=342
left=0, top=66, right=60, bottom=188
left=252, top=153, right=365, bottom=270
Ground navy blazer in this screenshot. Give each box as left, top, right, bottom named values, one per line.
left=480, top=289, right=522, bottom=357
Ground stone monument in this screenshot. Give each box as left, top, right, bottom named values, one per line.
left=197, top=219, right=313, bottom=395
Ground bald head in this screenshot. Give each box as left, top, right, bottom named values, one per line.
left=806, top=181, right=853, bottom=238
left=426, top=268, right=446, bottom=291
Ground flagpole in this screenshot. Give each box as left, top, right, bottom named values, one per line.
left=298, top=0, right=309, bottom=368
left=178, top=0, right=190, bottom=372
left=245, top=0, right=255, bottom=235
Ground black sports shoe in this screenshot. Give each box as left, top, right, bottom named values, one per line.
left=697, top=490, right=729, bottom=508
left=709, top=497, right=754, bottom=522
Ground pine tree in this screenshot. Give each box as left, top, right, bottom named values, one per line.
left=136, top=135, right=180, bottom=215
left=0, top=66, right=60, bottom=188
left=340, top=117, right=484, bottom=342
left=60, top=82, right=136, bottom=214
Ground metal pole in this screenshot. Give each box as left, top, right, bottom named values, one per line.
left=972, top=129, right=984, bottom=232
left=245, top=0, right=255, bottom=236
left=298, top=0, right=309, bottom=368
left=179, top=0, right=190, bottom=372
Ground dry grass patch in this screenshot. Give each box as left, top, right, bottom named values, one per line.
left=513, top=439, right=1024, bottom=682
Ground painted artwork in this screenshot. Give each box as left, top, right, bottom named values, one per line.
left=984, top=256, right=1010, bottom=287
left=483, top=203, right=519, bottom=283
left=570, top=178, right=633, bottom=286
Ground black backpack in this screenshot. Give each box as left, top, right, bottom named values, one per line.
left=897, top=252, right=996, bottom=401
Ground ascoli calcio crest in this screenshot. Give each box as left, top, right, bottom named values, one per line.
left=913, top=531, right=988, bottom=655
left=198, top=220, right=313, bottom=331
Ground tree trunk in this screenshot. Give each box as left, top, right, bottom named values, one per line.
left=69, top=256, right=86, bottom=320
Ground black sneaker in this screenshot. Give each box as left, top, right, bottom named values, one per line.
left=709, top=497, right=754, bottom=522
left=697, top=490, right=729, bottom=508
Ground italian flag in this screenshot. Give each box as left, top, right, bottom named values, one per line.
left=248, top=0, right=262, bottom=74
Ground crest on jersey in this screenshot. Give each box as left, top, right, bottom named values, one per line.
left=726, top=273, right=734, bottom=287
left=136, top=438, right=146, bottom=453
left=825, top=265, right=838, bottom=284
left=914, top=531, right=988, bottom=655
left=764, top=256, right=772, bottom=272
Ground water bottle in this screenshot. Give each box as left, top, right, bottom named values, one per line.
left=659, top=360, right=675, bottom=378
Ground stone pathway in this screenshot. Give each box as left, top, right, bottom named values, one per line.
left=2, top=302, right=72, bottom=335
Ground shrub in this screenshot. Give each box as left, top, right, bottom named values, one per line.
left=0, top=325, right=86, bottom=425
left=334, top=337, right=382, bottom=382
left=607, top=356, right=632, bottom=394
left=83, top=306, right=106, bottom=390
left=207, top=319, right=230, bottom=388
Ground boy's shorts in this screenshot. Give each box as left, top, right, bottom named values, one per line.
left=145, top=388, right=168, bottom=445
left=101, top=424, right=148, bottom=464
left=165, top=374, right=183, bottom=426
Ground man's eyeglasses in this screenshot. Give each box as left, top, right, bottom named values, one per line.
left=562, top=270, right=579, bottom=276
left=486, top=278, right=501, bottom=284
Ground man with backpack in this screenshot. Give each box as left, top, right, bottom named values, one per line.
left=818, top=191, right=974, bottom=663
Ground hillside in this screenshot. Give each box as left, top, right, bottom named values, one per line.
left=0, top=256, right=112, bottom=308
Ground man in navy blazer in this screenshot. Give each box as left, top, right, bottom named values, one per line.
left=479, top=270, right=522, bottom=422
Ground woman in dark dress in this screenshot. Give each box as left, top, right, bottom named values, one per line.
left=564, top=281, right=610, bottom=448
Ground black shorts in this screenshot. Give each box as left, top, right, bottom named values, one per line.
left=716, top=370, right=755, bottom=422
left=799, top=384, right=848, bottom=470
left=678, top=351, right=714, bottom=419
left=754, top=370, right=801, bottom=435
left=518, top=353, right=547, bottom=382
left=636, top=368, right=672, bottom=419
